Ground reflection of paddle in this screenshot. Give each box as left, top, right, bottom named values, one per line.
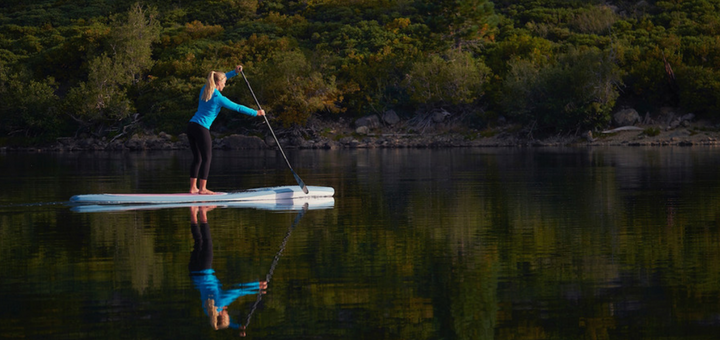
left=240, top=203, right=308, bottom=335
left=240, top=70, right=309, bottom=194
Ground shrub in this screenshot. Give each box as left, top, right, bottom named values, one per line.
left=404, top=49, right=490, bottom=108
left=570, top=5, right=618, bottom=34
left=676, top=65, right=720, bottom=119
left=643, top=127, right=661, bottom=136
left=501, top=47, right=622, bottom=133
left=0, top=69, right=62, bottom=140
left=250, top=50, right=344, bottom=127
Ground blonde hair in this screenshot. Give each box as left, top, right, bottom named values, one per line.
left=201, top=71, right=227, bottom=102
left=206, top=299, right=230, bottom=330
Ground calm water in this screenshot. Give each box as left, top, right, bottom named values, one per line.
left=2, top=147, right=720, bottom=339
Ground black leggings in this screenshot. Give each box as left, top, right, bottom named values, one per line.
left=187, top=122, right=212, bottom=180
left=189, top=222, right=213, bottom=272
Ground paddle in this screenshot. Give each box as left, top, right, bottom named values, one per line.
left=240, top=70, right=309, bottom=194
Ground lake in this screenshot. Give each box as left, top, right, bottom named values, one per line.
left=1, top=147, right=720, bottom=339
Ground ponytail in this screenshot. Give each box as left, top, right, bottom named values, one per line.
left=201, top=71, right=226, bottom=102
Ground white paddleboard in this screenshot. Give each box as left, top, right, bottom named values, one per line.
left=70, top=185, right=334, bottom=205
left=70, top=196, right=335, bottom=213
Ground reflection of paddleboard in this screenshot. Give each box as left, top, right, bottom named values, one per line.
left=69, top=185, right=334, bottom=205
left=70, top=196, right=334, bottom=213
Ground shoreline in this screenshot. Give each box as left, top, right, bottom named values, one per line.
left=2, top=118, right=719, bottom=152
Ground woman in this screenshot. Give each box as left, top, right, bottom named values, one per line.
left=188, top=65, right=265, bottom=194
left=189, top=205, right=267, bottom=331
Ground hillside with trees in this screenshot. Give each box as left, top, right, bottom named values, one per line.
left=1, top=0, right=719, bottom=145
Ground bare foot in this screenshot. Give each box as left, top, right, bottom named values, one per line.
left=190, top=188, right=199, bottom=194
left=198, top=189, right=216, bottom=195
left=198, top=205, right=218, bottom=213
left=197, top=205, right=217, bottom=223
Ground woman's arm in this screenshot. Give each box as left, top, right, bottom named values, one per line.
left=217, top=94, right=258, bottom=117
left=225, top=65, right=243, bottom=79
left=220, top=65, right=265, bottom=116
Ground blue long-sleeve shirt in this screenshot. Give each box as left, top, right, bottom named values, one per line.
left=191, top=269, right=263, bottom=329
left=189, top=70, right=257, bottom=129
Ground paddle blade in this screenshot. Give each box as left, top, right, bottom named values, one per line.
left=293, top=172, right=309, bottom=194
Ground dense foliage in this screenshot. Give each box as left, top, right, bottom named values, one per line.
left=1, top=0, right=719, bottom=143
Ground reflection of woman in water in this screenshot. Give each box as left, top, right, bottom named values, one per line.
left=188, top=206, right=267, bottom=330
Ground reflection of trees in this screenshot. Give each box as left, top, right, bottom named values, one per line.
left=479, top=148, right=720, bottom=339
left=3, top=148, right=720, bottom=338
left=331, top=147, right=720, bottom=339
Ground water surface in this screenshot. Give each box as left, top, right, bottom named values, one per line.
left=1, top=147, right=720, bottom=339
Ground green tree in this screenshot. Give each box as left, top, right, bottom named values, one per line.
left=501, top=47, right=622, bottom=134
left=253, top=49, right=344, bottom=127
left=65, top=54, right=133, bottom=135
left=111, top=2, right=160, bottom=86
left=0, top=66, right=61, bottom=141
left=404, top=49, right=489, bottom=108
left=65, top=3, right=159, bottom=136
left=676, top=65, right=720, bottom=117
left=414, top=0, right=497, bottom=50
left=186, top=0, right=259, bottom=26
